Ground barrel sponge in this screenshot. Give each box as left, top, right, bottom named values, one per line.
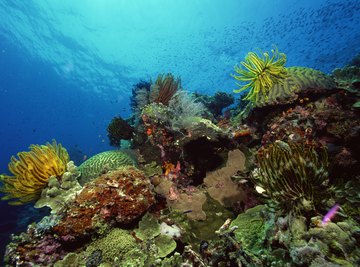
left=78, top=150, right=135, bottom=185
left=254, top=67, right=336, bottom=107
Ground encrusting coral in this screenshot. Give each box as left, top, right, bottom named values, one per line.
left=54, top=166, right=155, bottom=240
left=232, top=48, right=288, bottom=103
left=204, top=149, right=246, bottom=208
left=0, top=140, right=69, bottom=205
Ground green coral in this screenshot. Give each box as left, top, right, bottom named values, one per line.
left=86, top=228, right=146, bottom=266
left=134, top=213, right=177, bottom=260
left=78, top=150, right=136, bottom=185
left=154, top=234, right=177, bottom=258
left=230, top=205, right=268, bottom=257
left=134, top=213, right=161, bottom=241
left=253, top=140, right=331, bottom=213
left=54, top=253, right=79, bottom=267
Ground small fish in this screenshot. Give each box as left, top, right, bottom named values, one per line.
left=322, top=203, right=340, bottom=226
left=183, top=210, right=193, bottom=214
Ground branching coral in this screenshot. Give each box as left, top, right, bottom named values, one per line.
left=253, top=140, right=331, bottom=213
left=232, top=48, right=288, bottom=104
left=0, top=140, right=69, bottom=205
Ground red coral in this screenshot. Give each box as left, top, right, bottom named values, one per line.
left=54, top=166, right=155, bottom=239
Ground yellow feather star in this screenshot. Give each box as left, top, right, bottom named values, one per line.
left=0, top=140, right=69, bottom=205
left=231, top=48, right=288, bottom=103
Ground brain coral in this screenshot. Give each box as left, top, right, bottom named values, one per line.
left=54, top=166, right=154, bottom=239
left=78, top=150, right=135, bottom=185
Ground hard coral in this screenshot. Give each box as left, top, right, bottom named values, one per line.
left=232, top=48, right=288, bottom=104
left=78, top=150, right=135, bottom=185
left=253, top=140, right=331, bottom=214
left=54, top=166, right=155, bottom=240
left=0, top=140, right=69, bottom=205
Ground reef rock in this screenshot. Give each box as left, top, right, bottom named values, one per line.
left=54, top=166, right=154, bottom=240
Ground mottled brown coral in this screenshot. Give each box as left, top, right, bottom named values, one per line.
left=54, top=166, right=154, bottom=239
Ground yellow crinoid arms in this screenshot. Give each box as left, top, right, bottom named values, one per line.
left=0, top=140, right=69, bottom=205
left=232, top=48, right=288, bottom=103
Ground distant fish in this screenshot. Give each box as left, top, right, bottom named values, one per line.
left=321, top=203, right=340, bottom=226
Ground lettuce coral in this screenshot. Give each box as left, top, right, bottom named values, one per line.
left=0, top=140, right=69, bottom=205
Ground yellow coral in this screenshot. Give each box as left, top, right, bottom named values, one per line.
left=232, top=48, right=288, bottom=103
left=0, top=140, right=69, bottom=205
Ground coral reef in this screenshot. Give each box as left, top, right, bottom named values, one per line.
left=0, top=140, right=70, bottom=205
left=54, top=166, right=155, bottom=240
left=193, top=91, right=235, bottom=118
left=332, top=65, right=360, bottom=93
left=3, top=51, right=360, bottom=266
left=106, top=116, right=134, bottom=147
left=78, top=150, right=135, bottom=185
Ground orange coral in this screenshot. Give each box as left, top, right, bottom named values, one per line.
left=0, top=140, right=69, bottom=205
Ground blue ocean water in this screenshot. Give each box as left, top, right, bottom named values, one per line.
left=0, top=0, right=359, bottom=263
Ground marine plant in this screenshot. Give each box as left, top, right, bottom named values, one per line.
left=253, top=140, right=331, bottom=213
left=0, top=140, right=69, bottom=205
left=232, top=48, right=288, bottom=104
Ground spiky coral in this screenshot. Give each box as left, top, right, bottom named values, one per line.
left=232, top=48, right=288, bottom=103
left=253, top=140, right=330, bottom=213
left=0, top=140, right=69, bottom=205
